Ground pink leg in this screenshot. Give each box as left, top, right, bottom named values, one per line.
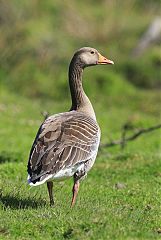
left=71, top=180, right=80, bottom=207
left=47, top=181, right=54, bottom=206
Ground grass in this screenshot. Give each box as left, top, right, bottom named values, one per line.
left=0, top=1, right=161, bottom=238
left=0, top=83, right=161, bottom=239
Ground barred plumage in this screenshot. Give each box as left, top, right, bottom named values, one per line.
left=28, top=111, right=100, bottom=185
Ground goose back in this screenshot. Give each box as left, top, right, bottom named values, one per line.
left=27, top=111, right=100, bottom=185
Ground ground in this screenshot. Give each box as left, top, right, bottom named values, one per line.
left=0, top=85, right=160, bottom=240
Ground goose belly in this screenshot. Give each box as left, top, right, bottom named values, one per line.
left=52, top=163, right=85, bottom=181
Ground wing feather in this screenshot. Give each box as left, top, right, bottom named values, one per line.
left=27, top=111, right=100, bottom=183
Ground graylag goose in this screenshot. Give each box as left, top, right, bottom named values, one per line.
left=27, top=47, right=114, bottom=207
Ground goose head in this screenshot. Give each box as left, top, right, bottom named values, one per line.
left=72, top=47, right=114, bottom=68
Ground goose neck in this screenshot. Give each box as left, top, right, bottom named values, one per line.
left=68, top=61, right=96, bottom=120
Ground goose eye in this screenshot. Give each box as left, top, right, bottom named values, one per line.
left=90, top=51, right=95, bottom=54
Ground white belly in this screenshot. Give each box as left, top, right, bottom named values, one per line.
left=51, top=163, right=85, bottom=181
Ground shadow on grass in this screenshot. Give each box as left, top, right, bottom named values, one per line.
left=0, top=194, right=47, bottom=209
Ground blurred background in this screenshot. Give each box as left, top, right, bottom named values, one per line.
left=0, top=0, right=160, bottom=100
left=0, top=0, right=161, bottom=155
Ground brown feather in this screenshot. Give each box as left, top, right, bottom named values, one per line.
left=28, top=111, right=100, bottom=183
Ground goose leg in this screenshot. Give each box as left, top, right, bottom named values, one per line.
left=47, top=181, right=54, bottom=206
left=71, top=179, right=80, bottom=207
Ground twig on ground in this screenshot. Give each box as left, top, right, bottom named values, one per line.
left=101, top=123, right=161, bottom=149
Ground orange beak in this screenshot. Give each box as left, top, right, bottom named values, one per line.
left=98, top=53, right=114, bottom=65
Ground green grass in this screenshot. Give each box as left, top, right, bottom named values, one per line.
left=0, top=84, right=161, bottom=240
left=0, top=1, right=161, bottom=238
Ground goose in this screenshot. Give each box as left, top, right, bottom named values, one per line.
left=27, top=47, right=114, bottom=207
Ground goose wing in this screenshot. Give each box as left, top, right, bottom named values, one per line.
left=27, top=111, right=100, bottom=184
